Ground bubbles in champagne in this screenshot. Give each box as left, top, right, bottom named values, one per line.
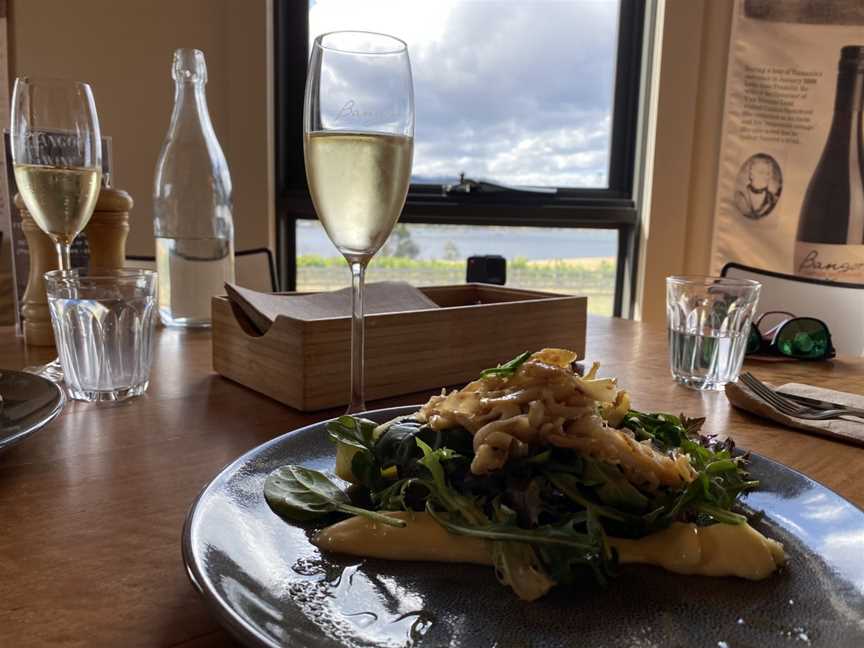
left=14, top=163, right=101, bottom=244
left=304, top=131, right=413, bottom=261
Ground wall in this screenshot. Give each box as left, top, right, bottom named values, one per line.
left=8, top=0, right=273, bottom=257
left=636, top=0, right=734, bottom=323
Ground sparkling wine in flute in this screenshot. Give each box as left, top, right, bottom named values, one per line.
left=13, top=163, right=101, bottom=245
left=794, top=46, right=864, bottom=283
left=10, top=77, right=103, bottom=382
left=304, top=31, right=414, bottom=413
left=304, top=131, right=413, bottom=260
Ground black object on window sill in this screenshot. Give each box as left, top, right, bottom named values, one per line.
left=445, top=174, right=557, bottom=196
left=466, top=255, right=506, bottom=285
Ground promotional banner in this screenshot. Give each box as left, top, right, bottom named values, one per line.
left=710, top=0, right=864, bottom=283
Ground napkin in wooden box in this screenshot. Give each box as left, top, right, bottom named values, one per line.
left=224, top=281, right=439, bottom=334
left=725, top=381, right=864, bottom=447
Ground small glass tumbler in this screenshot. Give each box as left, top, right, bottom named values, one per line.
left=45, top=269, right=158, bottom=402
left=666, top=276, right=761, bottom=390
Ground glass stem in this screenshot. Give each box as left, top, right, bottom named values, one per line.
left=347, top=260, right=368, bottom=414
left=55, top=242, right=72, bottom=271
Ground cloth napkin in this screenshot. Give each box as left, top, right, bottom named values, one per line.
left=725, top=381, right=864, bottom=447
left=224, top=281, right=440, bottom=334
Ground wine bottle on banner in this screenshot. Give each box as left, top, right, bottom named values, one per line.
left=794, top=46, right=864, bottom=283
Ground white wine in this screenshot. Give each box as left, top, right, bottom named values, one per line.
left=14, top=163, right=101, bottom=245
left=794, top=46, right=864, bottom=283
left=304, top=131, right=413, bottom=260
left=155, top=236, right=235, bottom=328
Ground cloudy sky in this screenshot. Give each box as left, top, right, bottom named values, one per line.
left=308, top=0, right=620, bottom=189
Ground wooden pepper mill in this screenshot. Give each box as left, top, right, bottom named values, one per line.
left=18, top=187, right=133, bottom=347
left=85, top=188, right=133, bottom=273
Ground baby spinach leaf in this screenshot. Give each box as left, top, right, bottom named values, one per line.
left=327, top=416, right=385, bottom=490
left=326, top=416, right=377, bottom=451
left=374, top=419, right=427, bottom=468
left=264, top=465, right=404, bottom=527
left=375, top=419, right=473, bottom=472
left=350, top=450, right=385, bottom=491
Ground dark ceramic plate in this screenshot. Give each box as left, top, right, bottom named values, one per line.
left=0, top=369, right=64, bottom=451
left=183, top=406, right=864, bottom=648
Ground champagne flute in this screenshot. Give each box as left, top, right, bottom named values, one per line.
left=304, top=31, right=414, bottom=413
left=11, top=77, right=102, bottom=381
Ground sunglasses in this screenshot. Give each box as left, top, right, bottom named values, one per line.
left=746, top=311, right=835, bottom=360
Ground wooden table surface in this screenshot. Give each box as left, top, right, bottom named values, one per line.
left=1, top=316, right=863, bottom=647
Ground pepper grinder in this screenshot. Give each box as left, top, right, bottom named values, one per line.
left=85, top=188, right=133, bottom=273
left=18, top=186, right=133, bottom=347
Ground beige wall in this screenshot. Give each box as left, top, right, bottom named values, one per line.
left=636, top=0, right=734, bottom=323
left=8, top=0, right=273, bottom=257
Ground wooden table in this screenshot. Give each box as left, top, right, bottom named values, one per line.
left=1, top=317, right=862, bottom=647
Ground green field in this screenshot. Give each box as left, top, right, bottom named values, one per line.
left=297, top=255, right=615, bottom=315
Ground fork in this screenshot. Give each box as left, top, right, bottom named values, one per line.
left=739, top=373, right=864, bottom=421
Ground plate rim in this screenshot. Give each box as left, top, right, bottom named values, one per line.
left=181, top=404, right=864, bottom=647
left=182, top=405, right=416, bottom=648
left=0, top=369, right=66, bottom=451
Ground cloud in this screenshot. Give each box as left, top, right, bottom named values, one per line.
left=309, top=0, right=619, bottom=188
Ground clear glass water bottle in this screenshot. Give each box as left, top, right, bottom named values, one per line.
left=154, top=48, right=235, bottom=328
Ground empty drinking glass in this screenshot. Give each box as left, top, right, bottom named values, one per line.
left=666, top=276, right=761, bottom=390
left=45, top=269, right=157, bottom=401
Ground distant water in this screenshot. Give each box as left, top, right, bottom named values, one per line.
left=297, top=220, right=617, bottom=261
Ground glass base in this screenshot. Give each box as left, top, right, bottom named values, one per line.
left=66, top=381, right=150, bottom=403
left=23, top=358, right=65, bottom=383
left=672, top=373, right=729, bottom=391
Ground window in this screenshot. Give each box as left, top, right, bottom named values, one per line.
left=275, top=0, right=645, bottom=316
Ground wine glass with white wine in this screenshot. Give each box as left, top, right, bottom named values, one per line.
left=11, top=77, right=102, bottom=381
left=304, top=31, right=414, bottom=413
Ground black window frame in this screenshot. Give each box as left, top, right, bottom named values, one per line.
left=274, top=0, right=645, bottom=317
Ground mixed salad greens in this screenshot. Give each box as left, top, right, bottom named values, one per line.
left=264, top=354, right=761, bottom=601
left=264, top=350, right=758, bottom=600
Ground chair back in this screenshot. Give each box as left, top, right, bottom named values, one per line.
left=722, top=263, right=864, bottom=357
left=125, top=247, right=278, bottom=293
left=125, top=256, right=156, bottom=272
left=236, top=248, right=279, bottom=292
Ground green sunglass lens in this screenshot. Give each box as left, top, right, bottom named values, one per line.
left=747, top=326, right=762, bottom=354
left=776, top=320, right=830, bottom=359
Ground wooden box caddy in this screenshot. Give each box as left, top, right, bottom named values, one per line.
left=212, top=284, right=587, bottom=411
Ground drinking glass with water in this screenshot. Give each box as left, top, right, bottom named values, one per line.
left=45, top=269, right=158, bottom=402
left=666, top=276, right=761, bottom=390
left=153, top=49, right=235, bottom=328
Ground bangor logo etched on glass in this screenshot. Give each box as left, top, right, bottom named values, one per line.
left=335, top=100, right=399, bottom=126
